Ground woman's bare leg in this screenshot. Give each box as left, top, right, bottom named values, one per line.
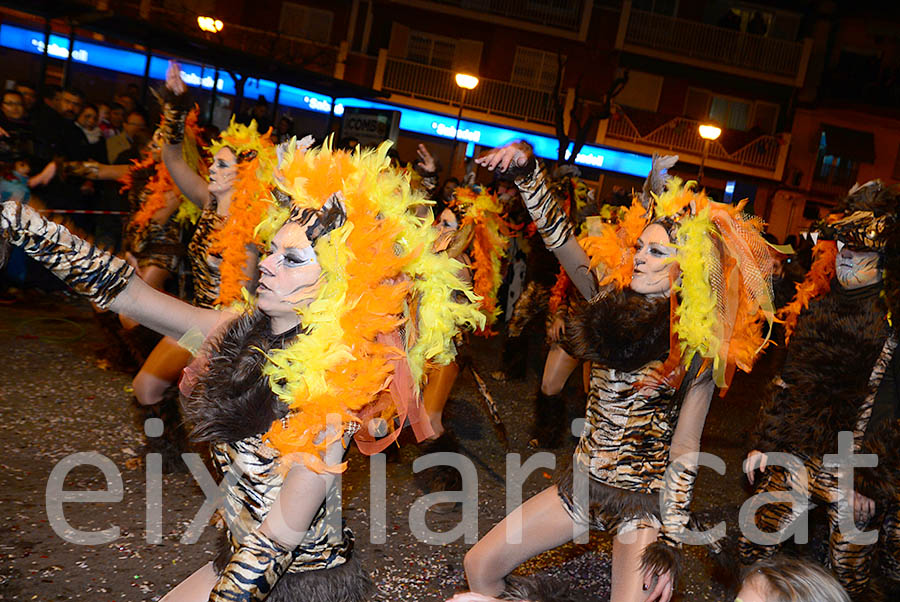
left=120, top=265, right=171, bottom=329
left=423, top=361, right=460, bottom=438
left=160, top=562, right=218, bottom=601
left=540, top=345, right=579, bottom=396
left=464, top=486, right=586, bottom=595
left=132, top=336, right=193, bottom=406
left=610, top=526, right=660, bottom=602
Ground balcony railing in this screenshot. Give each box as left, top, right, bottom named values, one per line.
left=427, top=0, right=586, bottom=32
left=117, top=2, right=340, bottom=76
left=381, top=56, right=557, bottom=125
left=621, top=6, right=806, bottom=82
left=606, top=110, right=783, bottom=173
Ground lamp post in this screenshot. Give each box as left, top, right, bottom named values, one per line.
left=453, top=73, right=479, bottom=170
left=697, top=123, right=721, bottom=185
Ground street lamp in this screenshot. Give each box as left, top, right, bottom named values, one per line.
left=197, top=16, right=224, bottom=33
left=697, top=123, right=721, bottom=184
left=453, top=73, right=479, bottom=169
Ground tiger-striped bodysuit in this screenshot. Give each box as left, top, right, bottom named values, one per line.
left=740, top=282, right=896, bottom=597
left=557, top=360, right=678, bottom=533
left=123, top=173, right=185, bottom=274
left=187, top=201, right=225, bottom=308
left=210, top=435, right=359, bottom=601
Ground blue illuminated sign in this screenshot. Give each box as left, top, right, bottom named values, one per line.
left=0, top=23, right=650, bottom=177
left=335, top=98, right=651, bottom=177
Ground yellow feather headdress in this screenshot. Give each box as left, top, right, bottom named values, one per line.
left=258, top=140, right=484, bottom=472
left=206, top=118, right=277, bottom=305
left=651, top=178, right=776, bottom=390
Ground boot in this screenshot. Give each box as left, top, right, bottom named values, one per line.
left=529, top=390, right=566, bottom=449
left=135, top=384, right=189, bottom=474
left=417, top=430, right=463, bottom=513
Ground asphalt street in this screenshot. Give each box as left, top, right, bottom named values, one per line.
left=0, top=293, right=775, bottom=601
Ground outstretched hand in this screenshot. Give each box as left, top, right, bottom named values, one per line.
left=474, top=141, right=534, bottom=174
left=743, top=450, right=768, bottom=484
left=416, top=143, right=438, bottom=174
left=165, top=61, right=187, bottom=96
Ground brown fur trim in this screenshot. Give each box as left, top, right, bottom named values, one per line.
left=857, top=418, right=900, bottom=503
left=500, top=575, right=583, bottom=602
left=564, top=287, right=669, bottom=372
left=753, top=284, right=889, bottom=457
left=556, top=459, right=659, bottom=525
left=640, top=541, right=682, bottom=589
left=184, top=311, right=299, bottom=444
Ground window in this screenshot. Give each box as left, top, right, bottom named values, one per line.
left=813, top=132, right=859, bottom=187
left=709, top=95, right=751, bottom=131
left=279, top=3, right=334, bottom=44
left=406, top=32, right=457, bottom=70
left=633, top=0, right=678, bottom=16
left=510, top=47, right=560, bottom=91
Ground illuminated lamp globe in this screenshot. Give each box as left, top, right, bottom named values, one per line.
left=455, top=73, right=479, bottom=90
left=698, top=124, right=722, bottom=141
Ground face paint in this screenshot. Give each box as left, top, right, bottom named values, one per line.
left=257, top=221, right=323, bottom=330
left=207, top=147, right=239, bottom=196
left=630, top=223, right=675, bottom=295
left=835, top=247, right=882, bottom=290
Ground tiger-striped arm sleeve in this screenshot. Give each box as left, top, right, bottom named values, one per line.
left=1, top=201, right=133, bottom=309
left=209, top=528, right=295, bottom=602
left=515, top=162, right=574, bottom=250
left=642, top=373, right=714, bottom=585
left=515, top=164, right=596, bottom=300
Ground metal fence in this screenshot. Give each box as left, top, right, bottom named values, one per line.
left=382, top=57, right=558, bottom=124
left=428, top=0, right=585, bottom=31
left=625, top=9, right=804, bottom=79
left=606, top=111, right=781, bottom=171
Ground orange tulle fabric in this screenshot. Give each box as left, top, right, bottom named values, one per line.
left=777, top=240, right=837, bottom=343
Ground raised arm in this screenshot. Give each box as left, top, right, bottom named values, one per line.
left=1, top=201, right=222, bottom=340
left=476, top=142, right=596, bottom=300
left=160, top=62, right=209, bottom=208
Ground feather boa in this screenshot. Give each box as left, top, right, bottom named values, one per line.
left=257, top=141, right=484, bottom=472
left=206, top=118, right=277, bottom=305
left=777, top=240, right=837, bottom=343
left=450, top=187, right=510, bottom=335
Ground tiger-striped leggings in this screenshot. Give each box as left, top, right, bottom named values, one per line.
left=738, top=456, right=877, bottom=596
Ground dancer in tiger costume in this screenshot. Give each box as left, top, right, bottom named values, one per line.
left=458, top=142, right=775, bottom=602
left=741, top=180, right=900, bottom=600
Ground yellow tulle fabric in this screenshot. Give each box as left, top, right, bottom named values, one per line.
left=206, top=118, right=277, bottom=305
left=258, top=141, right=484, bottom=472
left=653, top=179, right=775, bottom=390
left=450, top=187, right=510, bottom=334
